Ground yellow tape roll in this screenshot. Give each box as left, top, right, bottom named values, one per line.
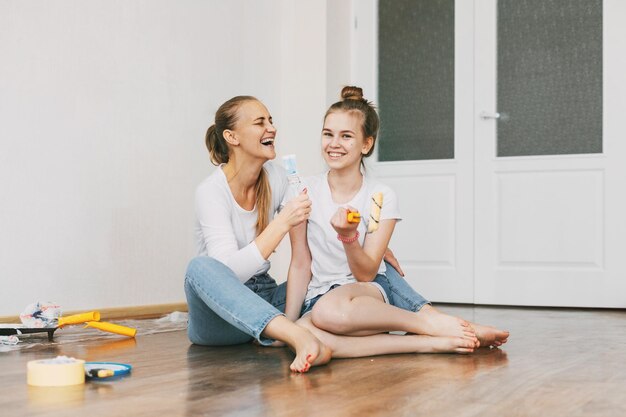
left=27, top=356, right=85, bottom=387
left=28, top=385, right=85, bottom=407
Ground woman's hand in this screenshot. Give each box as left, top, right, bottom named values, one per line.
left=255, top=190, right=311, bottom=260
left=277, top=190, right=312, bottom=229
left=383, top=247, right=405, bottom=277
left=331, top=206, right=359, bottom=238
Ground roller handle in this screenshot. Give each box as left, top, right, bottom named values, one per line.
left=347, top=212, right=361, bottom=223
left=57, top=311, right=101, bottom=327
left=84, top=321, right=136, bottom=338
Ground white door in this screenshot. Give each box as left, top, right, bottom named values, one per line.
left=474, top=0, right=626, bottom=307
left=353, top=0, right=626, bottom=307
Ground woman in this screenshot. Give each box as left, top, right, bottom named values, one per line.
left=286, top=87, right=509, bottom=357
left=184, top=96, right=331, bottom=372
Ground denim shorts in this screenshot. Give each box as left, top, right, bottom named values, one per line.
left=300, top=275, right=392, bottom=317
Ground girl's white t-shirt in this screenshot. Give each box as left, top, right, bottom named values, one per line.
left=194, top=161, right=288, bottom=282
left=302, top=172, right=402, bottom=300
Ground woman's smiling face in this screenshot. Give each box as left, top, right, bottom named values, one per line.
left=230, top=100, right=277, bottom=161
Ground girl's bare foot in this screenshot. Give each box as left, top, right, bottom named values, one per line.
left=472, top=323, right=510, bottom=348
left=414, top=305, right=478, bottom=342
left=288, top=327, right=332, bottom=373
left=416, top=335, right=477, bottom=354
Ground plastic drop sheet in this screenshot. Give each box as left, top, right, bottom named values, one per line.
left=0, top=312, right=188, bottom=352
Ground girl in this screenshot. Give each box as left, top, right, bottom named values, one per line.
left=286, top=87, right=509, bottom=357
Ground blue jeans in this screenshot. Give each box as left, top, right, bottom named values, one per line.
left=184, top=257, right=287, bottom=346
left=376, top=261, right=430, bottom=312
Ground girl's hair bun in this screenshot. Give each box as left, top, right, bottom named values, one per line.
left=341, top=86, right=364, bottom=101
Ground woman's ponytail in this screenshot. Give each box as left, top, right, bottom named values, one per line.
left=205, top=124, right=229, bottom=165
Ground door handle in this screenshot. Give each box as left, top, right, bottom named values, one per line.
left=480, top=111, right=501, bottom=120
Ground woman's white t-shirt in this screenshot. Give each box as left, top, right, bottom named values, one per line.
left=303, top=172, right=402, bottom=300
left=194, top=161, right=288, bottom=282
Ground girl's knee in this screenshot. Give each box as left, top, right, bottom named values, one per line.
left=311, top=299, right=352, bottom=334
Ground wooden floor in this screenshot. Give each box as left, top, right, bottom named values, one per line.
left=2, top=305, right=626, bottom=417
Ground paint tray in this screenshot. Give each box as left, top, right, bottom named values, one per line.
left=0, top=324, right=57, bottom=341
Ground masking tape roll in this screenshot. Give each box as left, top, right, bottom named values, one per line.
left=27, top=356, right=85, bottom=387
left=28, top=384, right=85, bottom=407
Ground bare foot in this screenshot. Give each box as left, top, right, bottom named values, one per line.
left=415, top=335, right=477, bottom=354
left=288, top=327, right=332, bottom=373
left=472, top=323, right=509, bottom=348
left=414, top=305, right=478, bottom=343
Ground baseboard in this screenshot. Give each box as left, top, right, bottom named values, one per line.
left=0, top=302, right=188, bottom=323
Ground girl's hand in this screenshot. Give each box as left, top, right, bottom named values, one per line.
left=277, top=190, right=311, bottom=229
left=330, top=206, right=359, bottom=238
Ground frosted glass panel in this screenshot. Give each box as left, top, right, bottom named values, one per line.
left=497, top=0, right=602, bottom=157
left=378, top=0, right=454, bottom=161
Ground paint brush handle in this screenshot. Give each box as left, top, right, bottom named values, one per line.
left=85, top=368, right=115, bottom=378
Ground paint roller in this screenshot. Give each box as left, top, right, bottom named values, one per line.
left=344, top=192, right=384, bottom=233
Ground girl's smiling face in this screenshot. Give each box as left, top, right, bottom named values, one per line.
left=321, top=110, right=373, bottom=171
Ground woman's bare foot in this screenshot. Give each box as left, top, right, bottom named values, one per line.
left=472, top=323, right=509, bottom=348
left=261, top=315, right=331, bottom=372
left=414, top=305, right=478, bottom=342
left=416, top=335, right=478, bottom=354
left=288, top=326, right=332, bottom=373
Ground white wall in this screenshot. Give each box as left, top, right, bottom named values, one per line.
left=0, top=0, right=328, bottom=316
left=268, top=0, right=357, bottom=282
left=267, top=0, right=329, bottom=281
left=326, top=0, right=353, bottom=107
